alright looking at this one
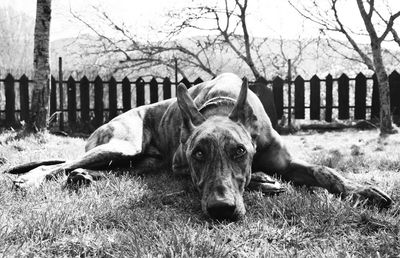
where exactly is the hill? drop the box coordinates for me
[50,34,400,81]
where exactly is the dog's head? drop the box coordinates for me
[174,79,257,221]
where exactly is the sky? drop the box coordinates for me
[1,0,400,44]
[0,0,317,40]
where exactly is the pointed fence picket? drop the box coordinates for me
[325,74,333,122]
[310,75,321,120]
[294,76,305,119]
[355,73,367,120]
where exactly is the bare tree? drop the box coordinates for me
[169,0,264,78]
[289,0,400,135]
[70,8,221,80]
[260,36,316,77]
[71,1,312,80]
[29,0,52,132]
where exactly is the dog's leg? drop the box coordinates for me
[11,105,161,189]
[282,159,392,207]
[247,172,286,194]
[65,153,166,188]
[253,131,393,208]
[13,139,143,189]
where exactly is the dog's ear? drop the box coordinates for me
[177,83,205,143]
[229,77,248,124]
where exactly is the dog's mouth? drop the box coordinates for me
[206,204,242,221]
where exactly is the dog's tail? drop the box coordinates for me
[5,160,66,174]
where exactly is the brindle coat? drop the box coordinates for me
[9,73,392,220]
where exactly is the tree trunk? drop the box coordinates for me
[29,0,52,132]
[371,42,395,135]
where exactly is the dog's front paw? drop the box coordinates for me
[352,186,393,209]
[66,169,94,187]
[247,172,286,194]
[13,176,41,189]
[12,166,48,189]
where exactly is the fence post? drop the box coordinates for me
[109,76,117,119]
[150,77,159,103]
[163,77,172,100]
[294,75,305,119]
[175,58,178,90]
[272,76,284,119]
[287,59,292,127]
[58,57,64,131]
[355,72,367,120]
[67,76,76,130]
[50,75,57,116]
[136,77,145,107]
[20,74,30,123]
[94,76,104,127]
[80,76,90,123]
[325,74,333,122]
[338,73,350,120]
[5,74,16,126]
[122,77,131,112]
[389,71,400,123]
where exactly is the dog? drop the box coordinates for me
[8,73,392,220]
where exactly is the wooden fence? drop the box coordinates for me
[0,71,399,132]
[271,71,400,122]
[0,74,203,131]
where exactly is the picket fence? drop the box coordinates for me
[0,71,399,132]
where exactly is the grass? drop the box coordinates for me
[0,129,399,257]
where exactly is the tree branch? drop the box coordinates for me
[332,0,374,69]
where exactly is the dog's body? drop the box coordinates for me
[84,73,277,175]
[11,73,392,220]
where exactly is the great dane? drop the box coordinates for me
[8,73,392,220]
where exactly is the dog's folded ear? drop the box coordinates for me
[177,83,205,143]
[229,77,248,124]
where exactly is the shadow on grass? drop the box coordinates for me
[79,170,207,226]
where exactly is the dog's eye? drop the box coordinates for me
[192,149,205,161]
[233,146,247,159]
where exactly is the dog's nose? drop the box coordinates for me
[207,201,237,221]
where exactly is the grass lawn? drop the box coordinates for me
[0,129,399,257]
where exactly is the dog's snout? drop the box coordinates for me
[207,201,237,221]
[215,185,226,196]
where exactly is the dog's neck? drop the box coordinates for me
[198,96,236,117]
